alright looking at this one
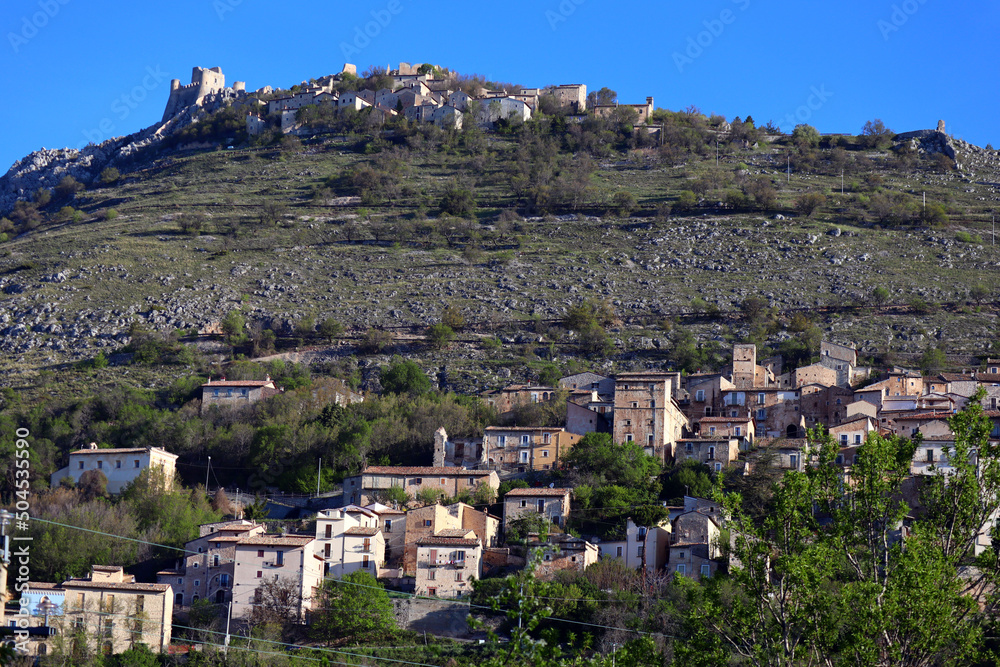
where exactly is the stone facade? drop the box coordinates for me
[232,534,323,623]
[342,467,500,506]
[200,378,281,414]
[484,427,582,473]
[612,372,689,461]
[402,503,499,576]
[414,536,482,598]
[502,488,572,530]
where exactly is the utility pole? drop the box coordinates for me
[716,140,719,167]
[993,214,995,247]
[787,155,790,183]
[316,458,322,497]
[223,601,232,656]
[0,510,12,605]
[205,456,211,491]
[841,169,844,195]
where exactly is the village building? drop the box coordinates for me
[342,467,500,506]
[670,510,723,582]
[231,534,323,623]
[314,505,385,577]
[502,487,573,531]
[612,372,689,461]
[156,520,264,607]
[414,534,482,598]
[596,518,671,573]
[529,534,599,580]
[50,444,178,494]
[401,502,499,576]
[484,427,582,473]
[200,377,281,413]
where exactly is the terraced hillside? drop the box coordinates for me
[2,111,1000,393]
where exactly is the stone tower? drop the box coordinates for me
[433,427,448,468]
[732,344,757,389]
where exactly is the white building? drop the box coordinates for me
[314,505,385,577]
[232,534,323,623]
[50,444,178,494]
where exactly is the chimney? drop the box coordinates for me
[89,442,98,450]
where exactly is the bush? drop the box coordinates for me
[440,182,476,217]
[795,192,826,217]
[318,318,344,341]
[99,167,121,185]
[441,305,466,331]
[380,358,431,395]
[177,212,204,235]
[612,190,637,217]
[54,175,84,200]
[360,328,393,354]
[102,208,119,221]
[426,323,455,349]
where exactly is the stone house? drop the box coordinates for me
[482,384,559,414]
[414,534,482,598]
[231,534,323,623]
[560,372,615,395]
[502,488,572,531]
[613,372,690,461]
[675,437,742,473]
[447,90,471,111]
[484,427,582,473]
[566,395,613,436]
[342,467,500,506]
[156,520,264,607]
[827,416,877,448]
[846,400,878,420]
[597,518,671,573]
[50,444,178,494]
[530,535,599,580]
[431,426,485,469]
[681,373,736,422]
[799,384,855,430]
[818,340,868,387]
[200,378,281,414]
[694,416,754,441]
[474,97,532,127]
[402,502,499,576]
[792,363,838,389]
[16,566,175,657]
[371,506,406,569]
[591,97,655,124]
[432,104,463,130]
[750,388,805,438]
[670,511,722,582]
[314,505,385,577]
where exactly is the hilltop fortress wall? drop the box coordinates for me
[162,67,246,122]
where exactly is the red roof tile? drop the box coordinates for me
[504,488,571,497]
[362,466,493,477]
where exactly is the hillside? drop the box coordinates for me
[2,70,1000,397]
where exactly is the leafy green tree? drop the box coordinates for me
[441,304,466,331]
[860,118,894,149]
[380,358,431,395]
[318,317,344,341]
[360,328,393,353]
[740,296,770,326]
[919,345,947,374]
[369,486,411,507]
[312,571,396,644]
[662,459,714,502]
[794,192,826,217]
[969,284,991,306]
[440,181,477,217]
[221,310,247,346]
[99,166,121,185]
[426,322,455,349]
[791,123,820,148]
[870,286,890,308]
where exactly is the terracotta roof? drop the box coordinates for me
[417,536,480,547]
[203,536,243,542]
[939,374,976,382]
[156,570,184,576]
[62,580,171,592]
[344,527,379,536]
[891,412,953,421]
[435,528,476,538]
[977,374,1000,382]
[698,416,751,424]
[485,426,565,432]
[238,535,314,547]
[27,582,62,589]
[69,447,163,455]
[92,565,123,572]
[202,380,275,388]
[361,466,493,477]
[504,487,571,497]
[374,508,405,515]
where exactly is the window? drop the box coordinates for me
[927,449,934,462]
[734,426,742,437]
[789,454,798,469]
[519,451,529,463]
[325,525,332,539]
[257,550,264,558]
[631,402,639,408]
[427,588,437,596]
[427,568,436,580]
[194,580,200,588]
[97,460,103,469]
[544,553,552,561]
[625,434,634,442]
[701,564,711,578]
[363,538,371,551]
[709,427,716,435]
[520,435,530,446]
[537,500,545,512]
[362,555,370,568]
[836,455,844,465]
[855,434,862,444]
[676,564,686,574]
[193,562,199,569]
[623,419,632,426]
[705,407,713,417]
[134,460,140,468]
[498,436,506,447]
[616,546,623,557]
[256,571,262,578]
[679,551,685,559]
[456,572,463,582]
[384,520,392,533]
[715,462,722,472]
[213,555,220,567]
[324,544,331,558]
[756,409,766,420]
[731,410,738,418]
[115,460,121,469]
[648,434,654,446]
[758,393,765,404]
[840,434,848,445]
[543,433,551,444]
[695,390,705,402]
[78,461,84,470]
[440,478,446,485]
[541,450,549,458]
[424,519,432,527]
[520,500,527,508]
[220,574,230,588]
[414,478,422,485]
[637,546,645,557]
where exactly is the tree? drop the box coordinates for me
[791,124,820,148]
[244,576,302,628]
[919,345,947,374]
[78,469,108,501]
[870,286,890,308]
[676,190,698,211]
[612,190,637,217]
[54,175,85,200]
[99,166,121,185]
[969,284,991,306]
[221,310,247,347]
[587,87,617,107]
[794,192,826,217]
[426,322,455,350]
[440,181,476,217]
[360,328,393,354]
[860,118,894,149]
[441,305,466,331]
[380,358,431,395]
[177,212,204,235]
[311,571,396,644]
[369,486,411,507]
[318,317,344,341]
[740,296,770,326]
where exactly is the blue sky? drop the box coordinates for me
[1,0,997,172]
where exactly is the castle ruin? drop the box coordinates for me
[161,67,246,122]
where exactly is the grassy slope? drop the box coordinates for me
[2,130,999,399]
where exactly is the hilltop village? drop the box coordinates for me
[159,63,654,136]
[9,333,1000,657]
